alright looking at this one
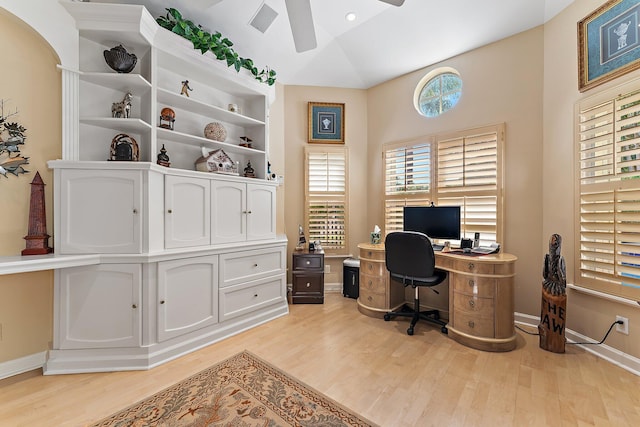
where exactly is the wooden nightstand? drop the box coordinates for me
[291,249,325,304]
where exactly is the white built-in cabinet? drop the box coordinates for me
[44,2,287,375]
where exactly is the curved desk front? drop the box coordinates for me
[357,243,518,352]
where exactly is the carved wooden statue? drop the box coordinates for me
[538,233,566,353]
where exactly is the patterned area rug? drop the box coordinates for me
[92,351,378,426]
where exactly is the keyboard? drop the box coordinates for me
[471,246,499,255]
[432,244,444,251]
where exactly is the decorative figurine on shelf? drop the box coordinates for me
[180,79,192,97]
[111,92,132,118]
[228,103,239,113]
[103,44,137,73]
[243,161,255,178]
[109,133,139,161]
[157,144,170,167]
[296,225,306,251]
[239,136,252,148]
[22,171,53,255]
[159,107,176,130]
[538,233,567,354]
[195,147,239,175]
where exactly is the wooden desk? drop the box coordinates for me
[357,243,518,352]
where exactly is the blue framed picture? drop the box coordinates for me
[579,0,640,92]
[308,102,344,143]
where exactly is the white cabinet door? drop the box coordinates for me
[157,255,218,342]
[57,264,141,349]
[59,169,142,254]
[211,180,246,243]
[165,175,211,249]
[246,183,276,241]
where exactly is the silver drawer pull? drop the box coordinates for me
[254,293,258,297]
[253,263,258,267]
[306,283,311,287]
[468,263,475,271]
[160,300,165,305]
[167,209,172,214]
[133,209,138,214]
[306,261,311,265]
[132,304,137,309]
[468,279,474,287]
[469,299,475,308]
[468,320,475,328]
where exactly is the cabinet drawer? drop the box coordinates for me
[219,276,285,322]
[360,273,387,294]
[292,273,323,294]
[359,290,388,309]
[452,275,496,298]
[453,292,494,315]
[293,254,323,271]
[453,311,494,338]
[219,247,285,287]
[451,259,495,275]
[360,260,386,277]
[359,248,385,261]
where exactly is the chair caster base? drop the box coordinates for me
[407,327,414,336]
[384,314,391,321]
[441,326,448,334]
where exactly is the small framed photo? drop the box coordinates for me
[308,102,344,143]
[578,0,640,92]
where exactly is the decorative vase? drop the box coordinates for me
[204,122,227,142]
[103,44,137,73]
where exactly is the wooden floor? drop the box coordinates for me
[1,293,639,426]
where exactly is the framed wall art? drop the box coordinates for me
[308,102,344,143]
[578,0,640,92]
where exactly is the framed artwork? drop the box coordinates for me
[578,0,640,92]
[308,102,344,143]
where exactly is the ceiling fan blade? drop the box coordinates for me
[379,0,405,6]
[284,0,317,53]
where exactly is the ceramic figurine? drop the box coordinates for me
[103,44,137,73]
[111,92,132,118]
[204,122,227,141]
[239,136,252,148]
[243,161,256,178]
[109,133,139,161]
[181,80,192,97]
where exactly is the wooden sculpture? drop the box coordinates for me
[22,171,53,255]
[538,233,566,353]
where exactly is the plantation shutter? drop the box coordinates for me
[577,84,640,300]
[383,141,433,233]
[436,128,502,245]
[305,147,348,253]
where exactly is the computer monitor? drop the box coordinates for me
[403,206,461,240]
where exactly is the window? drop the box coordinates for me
[414,67,462,118]
[384,124,504,246]
[576,79,640,301]
[305,146,348,253]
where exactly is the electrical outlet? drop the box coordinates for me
[324,265,330,274]
[616,315,629,335]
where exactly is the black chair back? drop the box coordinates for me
[385,231,436,280]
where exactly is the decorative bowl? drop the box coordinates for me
[103,45,137,73]
[204,122,227,142]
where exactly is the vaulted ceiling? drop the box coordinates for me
[106,0,575,89]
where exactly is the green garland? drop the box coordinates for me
[156,8,276,86]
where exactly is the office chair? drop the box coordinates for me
[383,231,448,335]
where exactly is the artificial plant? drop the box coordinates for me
[156,8,277,86]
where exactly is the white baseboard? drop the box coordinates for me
[515,312,640,377]
[324,282,342,293]
[0,351,46,380]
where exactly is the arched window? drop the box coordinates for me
[414,67,462,118]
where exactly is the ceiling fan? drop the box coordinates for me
[285,0,405,53]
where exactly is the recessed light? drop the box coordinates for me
[345,12,356,22]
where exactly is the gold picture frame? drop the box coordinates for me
[308,102,345,143]
[578,0,640,92]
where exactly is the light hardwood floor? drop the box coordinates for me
[1,293,639,426]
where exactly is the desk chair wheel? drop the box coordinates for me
[383,314,391,321]
[441,326,448,334]
[407,327,414,336]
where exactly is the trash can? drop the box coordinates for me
[343,258,360,299]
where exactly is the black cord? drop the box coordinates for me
[567,320,621,345]
[516,320,622,345]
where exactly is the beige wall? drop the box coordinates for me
[283,86,369,283]
[0,9,61,362]
[543,0,640,357]
[367,27,545,316]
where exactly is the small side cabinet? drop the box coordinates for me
[291,250,324,304]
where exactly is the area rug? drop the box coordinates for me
[92,350,378,427]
